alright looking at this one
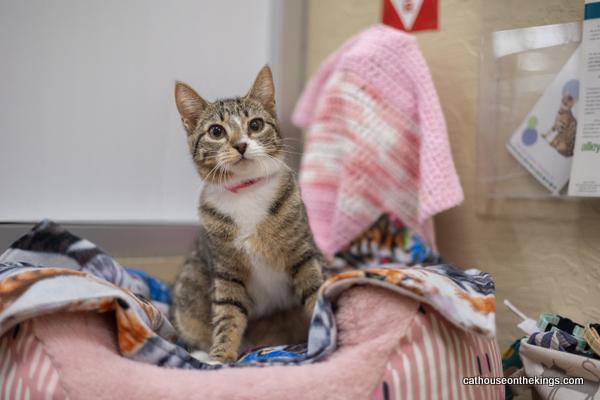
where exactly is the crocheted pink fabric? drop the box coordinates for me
[293,24,463,256]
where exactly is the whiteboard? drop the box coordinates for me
[0,0,275,222]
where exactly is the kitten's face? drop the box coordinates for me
[174,65,283,184]
[561,95,575,110]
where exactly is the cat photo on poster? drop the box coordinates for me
[507,47,581,195]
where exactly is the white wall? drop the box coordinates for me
[0,0,273,222]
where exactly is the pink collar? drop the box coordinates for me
[225,177,264,193]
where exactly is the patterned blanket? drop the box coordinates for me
[0,220,496,369]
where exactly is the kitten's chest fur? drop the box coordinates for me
[203,174,298,317]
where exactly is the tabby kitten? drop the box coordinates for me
[171,65,326,363]
[543,94,577,157]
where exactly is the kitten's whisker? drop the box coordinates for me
[220,166,229,186]
[280,144,301,151]
[205,167,220,184]
[280,137,304,143]
[263,153,292,173]
[275,150,303,156]
[261,140,300,151]
[262,145,302,157]
[215,166,223,186]
[257,157,268,184]
[205,159,227,184]
[205,163,220,182]
[281,143,296,149]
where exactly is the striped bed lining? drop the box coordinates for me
[0,320,67,400]
[373,306,504,400]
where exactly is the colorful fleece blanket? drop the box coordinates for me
[0,220,496,369]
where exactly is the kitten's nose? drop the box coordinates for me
[233,142,247,155]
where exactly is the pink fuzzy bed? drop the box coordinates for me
[2,286,503,400]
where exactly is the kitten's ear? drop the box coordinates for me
[247,65,276,116]
[175,81,208,134]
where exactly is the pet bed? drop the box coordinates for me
[0,221,503,399]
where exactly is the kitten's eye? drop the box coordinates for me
[248,118,264,133]
[208,124,226,139]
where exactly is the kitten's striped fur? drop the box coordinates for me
[171,66,326,363]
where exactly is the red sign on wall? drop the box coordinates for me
[381,0,439,32]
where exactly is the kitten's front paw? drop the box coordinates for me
[209,347,239,364]
[190,350,211,362]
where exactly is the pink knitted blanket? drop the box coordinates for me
[293,24,463,256]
